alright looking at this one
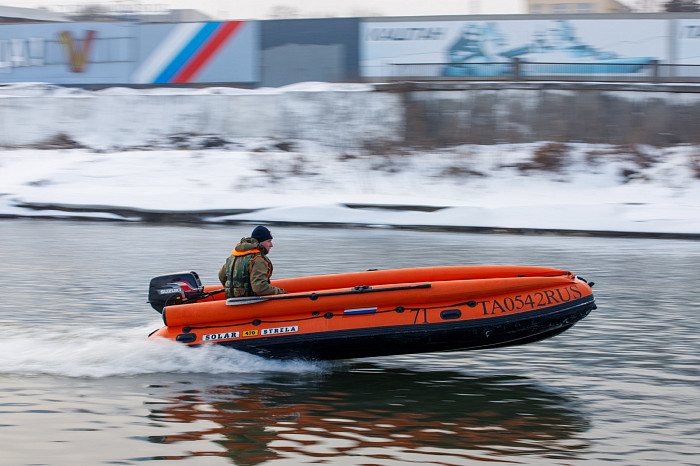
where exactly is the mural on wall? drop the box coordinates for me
[0,21,259,85]
[132,21,259,85]
[0,17,692,85]
[57,30,97,73]
[0,22,132,84]
[444,20,658,76]
[677,20,700,64]
[361,19,667,78]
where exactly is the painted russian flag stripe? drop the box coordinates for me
[172,21,243,83]
[131,23,202,84]
[343,307,378,315]
[154,22,221,83]
[132,22,243,84]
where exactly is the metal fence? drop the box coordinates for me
[390,59,700,83]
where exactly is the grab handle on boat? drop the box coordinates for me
[181,288,225,305]
[225,283,431,306]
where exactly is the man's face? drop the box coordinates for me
[261,239,273,251]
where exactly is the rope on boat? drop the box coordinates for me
[181,299,481,333]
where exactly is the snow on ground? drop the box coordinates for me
[1,82,698,236]
[1,137,698,236]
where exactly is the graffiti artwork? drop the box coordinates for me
[361,19,667,78]
[57,30,96,73]
[132,21,258,84]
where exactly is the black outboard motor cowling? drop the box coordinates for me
[148,271,204,313]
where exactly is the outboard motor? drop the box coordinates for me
[148,271,204,313]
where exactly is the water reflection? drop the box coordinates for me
[145,364,590,464]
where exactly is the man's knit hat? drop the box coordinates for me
[251,226,273,243]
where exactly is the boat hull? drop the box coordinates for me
[148,266,596,360]
[200,296,594,360]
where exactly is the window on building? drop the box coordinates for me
[531,4,543,13]
[553,4,569,13]
[577,2,593,12]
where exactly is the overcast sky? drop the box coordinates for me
[5,0,652,20]
[7,0,529,19]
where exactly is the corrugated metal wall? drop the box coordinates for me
[260,18,359,87]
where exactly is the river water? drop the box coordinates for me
[1,220,699,465]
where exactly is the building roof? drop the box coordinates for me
[0,5,70,22]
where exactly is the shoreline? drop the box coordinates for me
[2,143,698,241]
[4,203,699,241]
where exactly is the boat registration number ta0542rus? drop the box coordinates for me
[202,326,299,341]
[477,284,584,316]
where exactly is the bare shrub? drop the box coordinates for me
[584,149,607,167]
[167,133,196,149]
[362,139,403,156]
[585,144,659,171]
[370,153,406,174]
[361,140,410,174]
[290,154,318,177]
[606,144,657,168]
[441,149,484,178]
[441,166,484,178]
[619,167,647,182]
[337,152,359,162]
[253,166,282,183]
[200,136,229,148]
[274,141,295,152]
[519,142,569,173]
[33,133,85,150]
[690,150,700,180]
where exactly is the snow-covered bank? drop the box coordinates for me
[0,82,400,149]
[2,138,699,237]
[1,82,698,237]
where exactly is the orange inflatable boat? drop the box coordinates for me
[147,266,596,360]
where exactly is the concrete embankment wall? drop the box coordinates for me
[387,82,700,148]
[1,82,699,149]
[0,86,402,150]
